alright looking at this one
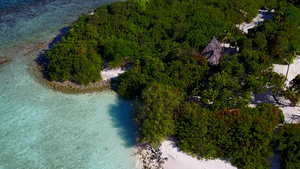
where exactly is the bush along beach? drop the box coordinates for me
[43,0,300,168]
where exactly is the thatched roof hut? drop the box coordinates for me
[201,36,222,65]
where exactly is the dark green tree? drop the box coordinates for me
[176,103,284,168]
[276,123,300,169]
[133,82,182,146]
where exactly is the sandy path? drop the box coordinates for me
[238,10,273,33]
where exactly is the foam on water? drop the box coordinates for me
[0,0,139,168]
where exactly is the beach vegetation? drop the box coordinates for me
[176,103,284,168]
[132,82,182,146]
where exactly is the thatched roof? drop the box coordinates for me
[201,36,222,65]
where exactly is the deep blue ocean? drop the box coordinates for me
[0,0,118,51]
[0,0,139,168]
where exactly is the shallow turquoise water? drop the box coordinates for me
[0,0,138,168]
[0,57,138,169]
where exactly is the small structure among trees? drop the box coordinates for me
[201,36,223,65]
[201,36,239,65]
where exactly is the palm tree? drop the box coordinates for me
[221,30,237,45]
[286,46,299,78]
[238,9,247,30]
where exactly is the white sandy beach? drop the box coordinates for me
[101,67,126,81]
[160,140,237,169]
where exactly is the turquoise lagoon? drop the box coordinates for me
[0,0,138,168]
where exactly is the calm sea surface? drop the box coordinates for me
[0,0,138,168]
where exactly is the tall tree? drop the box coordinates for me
[286,46,299,78]
[133,82,182,146]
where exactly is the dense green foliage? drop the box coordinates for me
[46,41,103,84]
[45,0,300,168]
[275,123,300,169]
[176,103,284,168]
[132,82,182,145]
[46,0,266,84]
[118,55,208,99]
[45,0,300,85]
[248,2,300,63]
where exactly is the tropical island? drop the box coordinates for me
[37,0,300,168]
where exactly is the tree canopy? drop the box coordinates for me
[132,82,182,145]
[44,0,300,168]
[176,103,284,168]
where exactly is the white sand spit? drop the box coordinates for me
[101,68,126,81]
[160,140,237,169]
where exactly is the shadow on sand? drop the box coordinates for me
[251,90,291,107]
[107,96,137,148]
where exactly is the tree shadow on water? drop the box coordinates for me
[107,96,137,148]
[48,27,69,49]
[35,27,69,80]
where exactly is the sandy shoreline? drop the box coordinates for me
[30,61,128,94]
[15,35,127,94]
[160,140,237,169]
